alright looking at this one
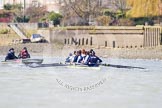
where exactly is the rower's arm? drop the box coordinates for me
[97,57,102,63]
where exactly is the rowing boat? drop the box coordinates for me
[65,63,101,70]
[1,58,43,65]
[28,62,100,70]
[22,58,43,65]
[67,65,101,70]
[1,59,22,64]
[28,63,67,68]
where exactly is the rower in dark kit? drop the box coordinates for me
[87,51,102,66]
[5,48,18,61]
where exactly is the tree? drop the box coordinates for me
[15,16,29,22]
[12,4,25,22]
[96,15,111,26]
[112,0,128,18]
[3,4,12,10]
[25,5,47,22]
[48,12,62,26]
[61,0,102,25]
[126,0,160,18]
[2,3,24,22]
[112,0,128,12]
[102,0,128,26]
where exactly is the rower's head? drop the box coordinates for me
[74,51,77,55]
[81,49,86,54]
[90,49,93,53]
[77,50,81,55]
[23,47,27,51]
[9,48,14,52]
[69,53,72,56]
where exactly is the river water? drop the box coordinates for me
[0,56,162,108]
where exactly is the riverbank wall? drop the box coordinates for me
[38,26,161,48]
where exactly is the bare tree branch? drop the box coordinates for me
[60,0,102,25]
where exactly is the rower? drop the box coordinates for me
[81,49,86,58]
[76,50,83,63]
[82,51,90,65]
[18,47,30,59]
[65,53,73,63]
[5,48,18,61]
[72,51,78,63]
[89,49,94,54]
[87,51,102,66]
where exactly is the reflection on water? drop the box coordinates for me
[0,56,162,108]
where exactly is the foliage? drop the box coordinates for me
[12,4,22,10]
[104,10,126,19]
[104,10,116,19]
[104,9,128,26]
[0,29,9,34]
[101,0,161,25]
[126,0,160,18]
[2,3,23,22]
[3,4,12,10]
[4,3,22,10]
[116,10,126,18]
[15,16,30,23]
[96,16,111,26]
[112,0,128,18]
[40,17,47,22]
[48,12,62,26]
[118,18,135,26]
[132,17,154,25]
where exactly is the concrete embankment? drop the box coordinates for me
[0,43,162,60]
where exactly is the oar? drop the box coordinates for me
[1,61,6,63]
[101,63,110,66]
[101,63,145,69]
